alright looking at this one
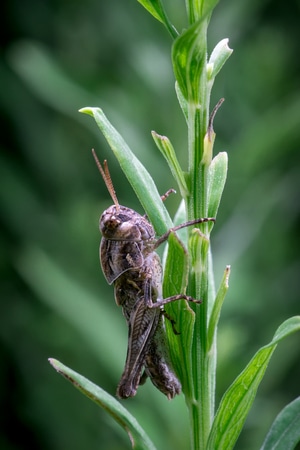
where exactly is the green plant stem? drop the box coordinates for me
[185,19,216,448]
[191,248,214,449]
[187,0,203,24]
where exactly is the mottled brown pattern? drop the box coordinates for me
[100,204,182,399]
[99,201,214,399]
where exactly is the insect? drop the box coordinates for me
[92,149,215,399]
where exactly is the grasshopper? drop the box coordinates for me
[93,150,215,399]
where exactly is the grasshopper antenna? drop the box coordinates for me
[92,149,120,210]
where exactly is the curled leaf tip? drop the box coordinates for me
[207,39,233,80]
[208,98,225,136]
[152,130,167,140]
[48,357,57,368]
[79,107,98,116]
[225,265,231,287]
[48,358,65,376]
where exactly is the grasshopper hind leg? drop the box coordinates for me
[143,318,182,399]
[144,342,181,399]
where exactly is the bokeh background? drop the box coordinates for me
[1,0,300,449]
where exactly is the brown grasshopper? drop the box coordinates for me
[92,150,215,399]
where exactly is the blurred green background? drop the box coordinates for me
[1,0,300,449]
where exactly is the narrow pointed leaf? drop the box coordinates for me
[207,265,230,351]
[260,396,300,450]
[49,359,156,450]
[136,0,177,38]
[207,316,300,450]
[207,38,233,81]
[186,0,220,24]
[80,107,172,235]
[163,232,195,393]
[175,81,188,122]
[172,19,206,101]
[152,131,188,198]
[207,151,228,218]
[189,227,210,274]
[137,0,166,22]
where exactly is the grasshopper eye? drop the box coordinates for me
[118,213,132,222]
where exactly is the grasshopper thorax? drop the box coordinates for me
[100,205,155,242]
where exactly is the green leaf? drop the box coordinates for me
[207,38,233,82]
[186,0,220,24]
[49,359,156,450]
[207,316,300,450]
[207,265,230,351]
[189,227,210,275]
[260,396,300,450]
[151,131,189,198]
[175,81,188,122]
[136,0,178,38]
[172,19,207,102]
[163,232,195,394]
[207,151,228,218]
[79,107,172,235]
